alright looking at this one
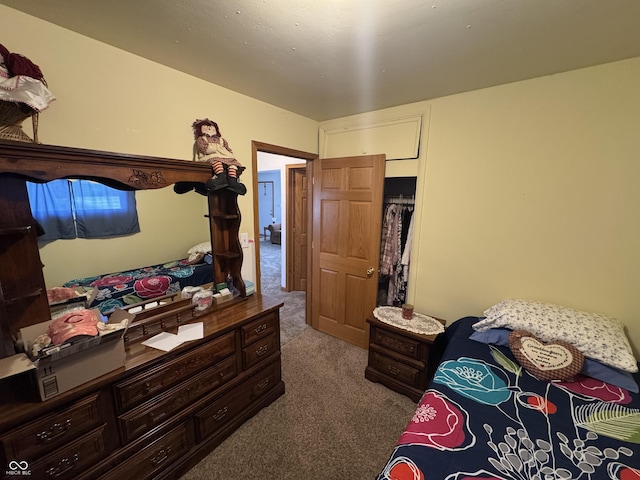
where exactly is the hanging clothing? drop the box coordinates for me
[388,208,404,305]
[379,201,414,306]
[401,211,415,278]
[379,204,399,276]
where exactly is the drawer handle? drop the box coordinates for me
[46,453,79,478]
[387,365,400,376]
[213,406,228,421]
[151,447,172,467]
[256,345,269,356]
[254,324,268,334]
[257,378,270,390]
[37,419,73,443]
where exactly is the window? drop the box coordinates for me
[27,179,140,242]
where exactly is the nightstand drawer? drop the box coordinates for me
[369,350,421,388]
[370,325,421,360]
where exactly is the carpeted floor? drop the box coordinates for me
[180,326,417,480]
[258,238,309,345]
[179,239,417,479]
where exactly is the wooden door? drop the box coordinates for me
[310,154,385,348]
[287,165,307,291]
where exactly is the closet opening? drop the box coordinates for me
[378,176,416,307]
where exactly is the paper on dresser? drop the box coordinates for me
[177,322,204,341]
[142,331,184,352]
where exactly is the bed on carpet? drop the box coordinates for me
[57,244,214,315]
[377,299,640,480]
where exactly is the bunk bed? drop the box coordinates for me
[377,300,640,480]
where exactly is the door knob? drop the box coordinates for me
[366,267,375,277]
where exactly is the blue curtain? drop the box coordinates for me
[71,180,140,238]
[27,180,75,241]
[27,179,140,241]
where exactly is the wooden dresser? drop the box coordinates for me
[0,294,284,480]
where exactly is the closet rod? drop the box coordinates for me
[384,195,415,205]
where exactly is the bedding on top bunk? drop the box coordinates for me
[62,257,214,315]
[377,314,640,480]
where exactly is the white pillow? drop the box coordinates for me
[187,241,211,254]
[473,299,638,373]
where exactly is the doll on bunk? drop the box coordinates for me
[192,118,246,195]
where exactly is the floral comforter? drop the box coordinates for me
[378,317,640,480]
[63,258,213,315]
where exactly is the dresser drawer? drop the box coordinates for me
[118,356,236,444]
[371,325,421,360]
[195,382,252,442]
[241,312,278,346]
[245,357,281,402]
[114,331,236,412]
[242,333,277,369]
[0,393,103,462]
[101,422,192,480]
[369,350,421,388]
[28,425,107,480]
[195,358,281,442]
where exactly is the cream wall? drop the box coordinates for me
[320,57,640,358]
[0,6,318,287]
[414,57,640,357]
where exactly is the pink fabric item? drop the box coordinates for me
[46,287,80,304]
[48,309,99,345]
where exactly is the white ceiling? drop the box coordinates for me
[3,0,640,121]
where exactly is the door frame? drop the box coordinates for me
[286,164,307,292]
[251,141,317,310]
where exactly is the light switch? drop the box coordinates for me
[240,232,249,247]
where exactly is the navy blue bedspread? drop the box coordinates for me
[377,317,640,480]
[63,258,214,315]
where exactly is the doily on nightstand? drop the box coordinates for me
[373,306,445,336]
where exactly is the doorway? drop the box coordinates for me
[251,142,317,345]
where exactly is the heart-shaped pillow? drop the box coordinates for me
[509,330,584,382]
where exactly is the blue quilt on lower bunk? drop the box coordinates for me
[377,317,640,480]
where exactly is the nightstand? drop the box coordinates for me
[365,314,446,402]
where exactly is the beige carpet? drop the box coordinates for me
[180,327,417,480]
[258,239,307,346]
